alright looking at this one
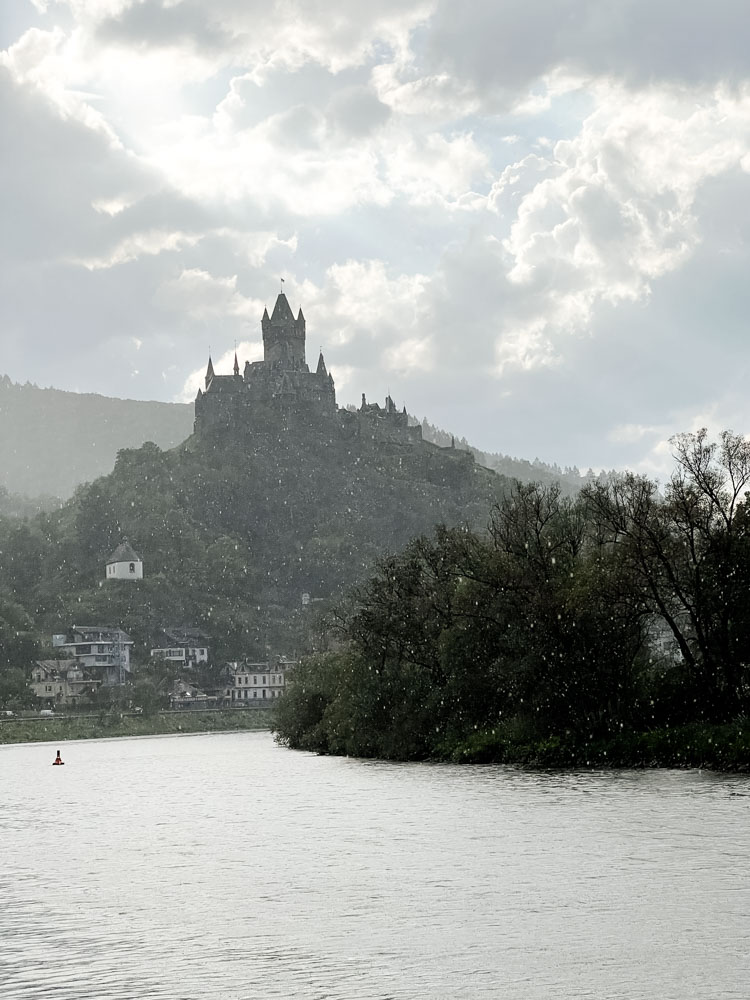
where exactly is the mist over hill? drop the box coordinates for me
[0,376,593,501]
[0,376,193,499]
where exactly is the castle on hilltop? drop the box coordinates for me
[194,291,422,445]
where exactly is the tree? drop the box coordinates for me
[583,429,750,718]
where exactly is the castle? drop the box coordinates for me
[194,291,423,445]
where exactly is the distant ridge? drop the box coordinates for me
[0,376,193,498]
[0,376,598,501]
[413,417,596,496]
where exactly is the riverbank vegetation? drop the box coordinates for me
[275,430,750,770]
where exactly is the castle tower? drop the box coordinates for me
[262,293,306,369]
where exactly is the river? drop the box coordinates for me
[1,732,748,998]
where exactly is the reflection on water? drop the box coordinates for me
[1,732,749,999]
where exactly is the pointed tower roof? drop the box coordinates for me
[270,292,295,324]
[205,355,214,389]
[316,351,327,376]
[233,351,240,376]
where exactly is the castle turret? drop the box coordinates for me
[316,351,328,376]
[263,292,306,369]
[233,351,240,376]
[205,355,214,390]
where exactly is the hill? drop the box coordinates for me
[0,413,507,660]
[0,377,594,501]
[0,376,193,498]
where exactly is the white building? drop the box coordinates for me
[105,541,143,581]
[150,628,210,667]
[227,661,290,704]
[31,660,101,706]
[52,626,133,685]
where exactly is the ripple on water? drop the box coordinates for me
[1,733,750,999]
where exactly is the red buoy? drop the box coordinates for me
[53,750,64,766]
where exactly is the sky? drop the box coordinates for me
[3,1,750,478]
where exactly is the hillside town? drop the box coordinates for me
[23,541,296,715]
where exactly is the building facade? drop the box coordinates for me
[52,626,133,685]
[150,628,210,667]
[31,660,101,707]
[226,661,291,704]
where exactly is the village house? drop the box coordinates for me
[226,660,293,704]
[31,660,100,707]
[150,627,210,667]
[52,626,133,686]
[169,679,219,710]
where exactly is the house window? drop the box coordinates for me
[253,676,257,684]
[129,562,135,573]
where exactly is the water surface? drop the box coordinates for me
[1,732,748,998]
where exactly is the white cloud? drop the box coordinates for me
[6,0,750,479]
[384,336,433,373]
[73,229,202,269]
[179,338,263,402]
[156,269,263,322]
[488,83,750,372]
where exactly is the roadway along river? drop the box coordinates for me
[1,731,749,999]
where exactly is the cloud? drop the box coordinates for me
[425,0,750,110]
[92,0,434,75]
[180,339,263,402]
[155,269,262,322]
[487,83,750,373]
[6,0,750,483]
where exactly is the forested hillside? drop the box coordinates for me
[0,376,193,497]
[0,420,507,663]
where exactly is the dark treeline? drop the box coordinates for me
[275,430,750,765]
